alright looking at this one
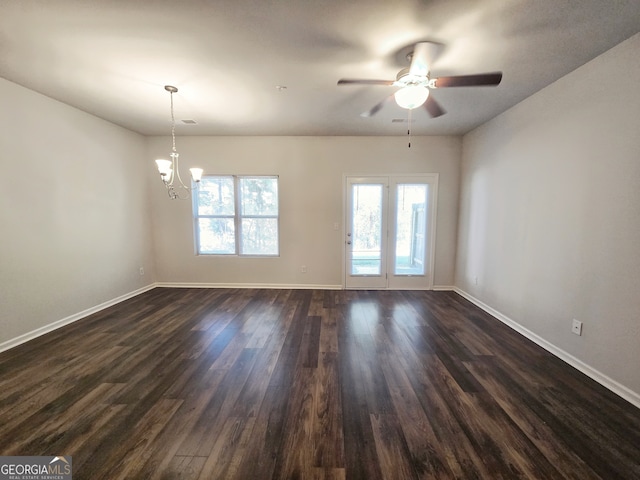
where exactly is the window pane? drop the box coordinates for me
[194,175,279,256]
[351,184,382,275]
[240,218,279,255]
[197,177,235,216]
[240,177,278,216]
[394,184,427,275]
[198,218,236,254]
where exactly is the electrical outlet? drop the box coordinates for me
[301,265,307,273]
[571,319,583,336]
[139,267,145,276]
[474,276,478,285]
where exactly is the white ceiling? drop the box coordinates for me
[2,0,639,136]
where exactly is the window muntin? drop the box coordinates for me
[194,175,279,256]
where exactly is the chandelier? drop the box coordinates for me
[155,85,203,199]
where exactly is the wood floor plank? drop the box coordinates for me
[133,368,227,478]
[312,467,346,480]
[0,287,639,479]
[465,357,601,479]
[319,308,340,354]
[229,384,289,479]
[338,333,385,480]
[231,309,294,418]
[197,416,256,479]
[378,347,456,479]
[369,412,419,479]
[113,398,185,480]
[383,326,493,478]
[536,386,640,478]
[312,352,345,469]
[76,397,183,479]
[301,316,322,368]
[59,404,130,462]
[155,455,207,480]
[272,365,317,479]
[176,348,259,458]
[3,382,125,455]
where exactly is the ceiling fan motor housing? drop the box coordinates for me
[395,68,432,88]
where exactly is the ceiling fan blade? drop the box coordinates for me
[409,42,442,76]
[434,72,503,88]
[361,95,393,117]
[424,95,446,118]
[338,79,395,86]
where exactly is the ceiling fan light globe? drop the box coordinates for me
[394,86,429,109]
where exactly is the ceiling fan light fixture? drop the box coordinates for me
[394,85,429,109]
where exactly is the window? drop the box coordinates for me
[193,175,279,256]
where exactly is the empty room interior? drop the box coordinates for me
[1,1,639,479]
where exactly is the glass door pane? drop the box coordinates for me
[345,177,388,289]
[394,184,428,275]
[351,184,383,275]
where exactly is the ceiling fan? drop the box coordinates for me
[337,41,502,118]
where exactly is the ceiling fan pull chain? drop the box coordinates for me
[408,108,412,148]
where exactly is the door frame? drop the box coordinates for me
[342,173,439,290]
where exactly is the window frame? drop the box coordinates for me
[193,174,280,257]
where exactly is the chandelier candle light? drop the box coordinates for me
[155,85,203,199]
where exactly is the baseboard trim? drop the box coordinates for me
[0,284,156,354]
[432,285,455,291]
[155,283,456,291]
[154,282,343,290]
[453,287,640,409]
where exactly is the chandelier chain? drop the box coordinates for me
[170,90,177,153]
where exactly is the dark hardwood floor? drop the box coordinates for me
[0,288,638,479]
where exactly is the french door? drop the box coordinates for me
[344,175,438,290]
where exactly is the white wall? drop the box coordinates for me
[456,33,640,400]
[147,135,461,288]
[0,78,154,348]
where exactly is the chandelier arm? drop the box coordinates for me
[171,152,190,190]
[169,183,190,200]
